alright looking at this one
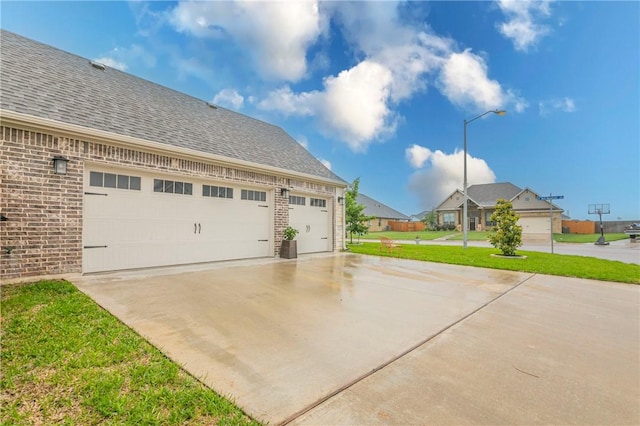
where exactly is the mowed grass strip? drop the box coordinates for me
[358,231,630,243]
[348,243,640,284]
[358,231,455,240]
[1,280,259,426]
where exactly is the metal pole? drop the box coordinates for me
[461,109,505,250]
[463,120,468,249]
[550,193,554,254]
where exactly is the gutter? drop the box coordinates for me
[1,109,347,188]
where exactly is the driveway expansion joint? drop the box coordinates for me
[281,273,538,425]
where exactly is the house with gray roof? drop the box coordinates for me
[357,193,410,232]
[435,182,564,238]
[0,30,346,280]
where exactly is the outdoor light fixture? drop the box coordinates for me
[280,188,290,198]
[338,196,344,205]
[463,109,506,249]
[52,156,69,175]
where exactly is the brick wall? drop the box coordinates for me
[1,124,342,281]
[1,128,84,280]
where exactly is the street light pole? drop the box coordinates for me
[463,109,506,249]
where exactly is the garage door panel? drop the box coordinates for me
[84,169,272,273]
[289,197,332,254]
[518,216,550,234]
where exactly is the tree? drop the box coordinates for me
[488,199,523,256]
[345,178,375,244]
[421,209,438,230]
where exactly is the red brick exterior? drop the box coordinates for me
[0,124,343,281]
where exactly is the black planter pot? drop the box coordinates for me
[281,240,297,259]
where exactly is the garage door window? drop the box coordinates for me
[154,179,193,195]
[241,189,266,202]
[90,171,141,190]
[310,198,326,208]
[289,195,305,205]
[203,185,233,199]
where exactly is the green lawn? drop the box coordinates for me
[1,280,258,426]
[357,231,630,243]
[554,233,629,243]
[347,243,640,284]
[358,231,456,241]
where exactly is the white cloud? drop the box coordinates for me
[406,144,432,169]
[169,1,324,81]
[496,0,552,52]
[94,44,157,73]
[539,97,576,116]
[437,49,504,111]
[297,135,309,149]
[93,57,128,72]
[212,88,244,110]
[164,1,526,152]
[407,146,496,210]
[260,60,396,152]
[258,86,318,117]
[320,159,332,170]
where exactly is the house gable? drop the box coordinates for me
[436,190,465,210]
[511,188,563,212]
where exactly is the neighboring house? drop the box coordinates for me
[410,211,429,222]
[435,183,564,237]
[357,193,410,232]
[0,30,346,281]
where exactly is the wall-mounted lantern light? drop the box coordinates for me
[52,156,69,175]
[338,196,344,205]
[280,188,290,198]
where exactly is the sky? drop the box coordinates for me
[2,1,639,220]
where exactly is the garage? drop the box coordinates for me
[1,31,346,282]
[83,167,272,273]
[288,194,333,254]
[518,216,550,234]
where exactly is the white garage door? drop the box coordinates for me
[83,168,272,273]
[288,194,332,254]
[518,216,550,234]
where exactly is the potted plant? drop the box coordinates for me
[281,226,299,259]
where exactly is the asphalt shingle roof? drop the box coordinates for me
[0,30,343,183]
[357,193,409,220]
[466,182,522,207]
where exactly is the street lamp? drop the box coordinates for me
[463,109,506,249]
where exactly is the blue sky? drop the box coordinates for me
[2,1,638,220]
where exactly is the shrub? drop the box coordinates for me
[488,199,522,256]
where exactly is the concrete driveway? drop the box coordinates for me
[74,253,639,425]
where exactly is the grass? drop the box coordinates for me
[358,231,456,241]
[1,280,258,426]
[347,243,640,284]
[554,233,629,243]
[357,231,631,243]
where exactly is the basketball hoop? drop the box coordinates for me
[588,204,610,245]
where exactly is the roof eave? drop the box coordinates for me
[1,109,346,188]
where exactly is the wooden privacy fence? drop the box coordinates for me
[561,220,596,234]
[388,221,425,232]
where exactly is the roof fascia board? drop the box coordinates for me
[1,109,346,188]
